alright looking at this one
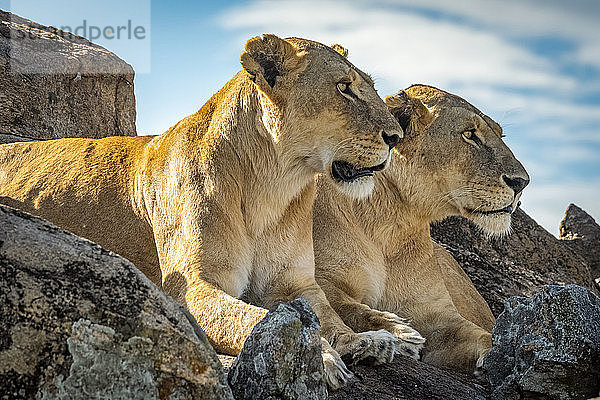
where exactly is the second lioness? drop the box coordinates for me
[314,85,529,373]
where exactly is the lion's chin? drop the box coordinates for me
[468,212,512,238]
[331,175,375,200]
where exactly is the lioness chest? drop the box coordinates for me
[358,249,437,316]
[238,184,317,308]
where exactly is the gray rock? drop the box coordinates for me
[0,204,233,400]
[484,284,600,400]
[0,9,136,143]
[328,355,489,400]
[560,203,600,286]
[0,133,33,144]
[228,299,327,400]
[431,209,597,316]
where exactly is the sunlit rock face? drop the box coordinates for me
[0,204,233,400]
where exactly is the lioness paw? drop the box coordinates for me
[321,337,354,390]
[335,330,398,366]
[387,322,426,360]
[359,329,398,365]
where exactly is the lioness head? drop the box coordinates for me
[385,85,529,235]
[241,35,403,198]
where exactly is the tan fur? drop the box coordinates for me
[313,84,529,373]
[0,35,404,388]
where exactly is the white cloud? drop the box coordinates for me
[453,84,600,141]
[219,0,576,92]
[381,0,600,71]
[218,0,600,235]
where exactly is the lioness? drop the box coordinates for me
[0,35,411,387]
[313,84,529,373]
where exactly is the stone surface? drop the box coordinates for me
[431,209,597,316]
[0,9,136,143]
[328,355,489,400]
[228,298,327,400]
[484,284,600,400]
[560,203,600,285]
[0,204,233,400]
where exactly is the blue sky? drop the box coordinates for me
[4,0,600,235]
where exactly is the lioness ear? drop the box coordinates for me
[241,34,306,94]
[385,91,434,134]
[331,44,348,58]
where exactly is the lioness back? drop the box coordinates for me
[0,136,161,281]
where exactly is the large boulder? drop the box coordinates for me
[328,355,489,400]
[0,9,136,143]
[559,203,600,286]
[228,298,327,400]
[431,209,597,316]
[0,204,233,400]
[484,284,600,400]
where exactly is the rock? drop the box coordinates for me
[0,204,233,400]
[560,203,600,285]
[0,10,136,143]
[431,209,597,316]
[227,298,327,400]
[328,355,489,400]
[0,133,33,144]
[484,284,600,400]
[226,301,489,400]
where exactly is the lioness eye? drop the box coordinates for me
[337,82,349,92]
[462,129,482,146]
[337,81,357,100]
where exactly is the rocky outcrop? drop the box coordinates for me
[0,9,136,143]
[560,203,600,286]
[484,284,600,400]
[328,355,489,400]
[0,204,233,400]
[431,209,597,316]
[2,188,598,400]
[228,299,327,400]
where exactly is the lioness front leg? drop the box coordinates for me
[275,274,401,380]
[321,282,425,360]
[416,310,492,375]
[148,195,271,356]
[158,243,269,354]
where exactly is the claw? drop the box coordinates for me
[379,311,410,325]
[402,333,427,344]
[474,348,489,378]
[322,337,355,390]
[388,323,426,360]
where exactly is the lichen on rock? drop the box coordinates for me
[0,204,233,400]
[228,298,327,400]
[484,284,600,400]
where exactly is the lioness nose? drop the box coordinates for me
[381,130,401,149]
[502,175,529,194]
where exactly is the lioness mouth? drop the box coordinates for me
[331,160,386,183]
[475,201,521,215]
